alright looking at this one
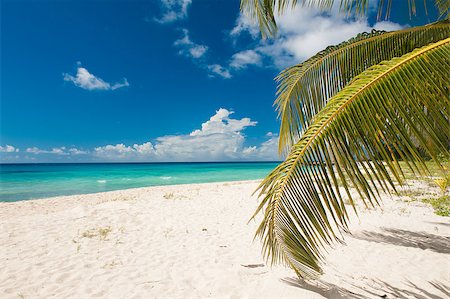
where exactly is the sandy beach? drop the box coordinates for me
[1,180,449,299]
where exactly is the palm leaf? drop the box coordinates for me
[276,21,450,153]
[254,38,450,278]
[436,0,450,18]
[240,0,449,38]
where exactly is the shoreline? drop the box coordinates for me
[1,180,449,298]
[0,179,263,206]
[0,162,279,203]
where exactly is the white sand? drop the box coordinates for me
[1,180,449,299]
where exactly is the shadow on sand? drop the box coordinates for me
[281,227,449,298]
[282,277,450,299]
[425,221,450,227]
[281,277,365,298]
[351,228,450,254]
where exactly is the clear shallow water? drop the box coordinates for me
[0,162,279,202]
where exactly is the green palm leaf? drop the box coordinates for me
[254,38,450,278]
[436,0,450,17]
[240,0,450,38]
[276,21,450,153]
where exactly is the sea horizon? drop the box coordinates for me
[0,161,280,202]
[0,161,282,165]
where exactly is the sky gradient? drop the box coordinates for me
[0,0,439,162]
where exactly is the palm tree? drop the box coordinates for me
[241,0,450,278]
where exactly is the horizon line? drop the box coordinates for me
[0,161,283,165]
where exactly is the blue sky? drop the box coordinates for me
[0,0,438,162]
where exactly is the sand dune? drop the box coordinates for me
[1,180,449,298]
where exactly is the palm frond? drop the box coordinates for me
[435,0,450,18]
[276,21,450,153]
[254,38,450,278]
[240,0,447,38]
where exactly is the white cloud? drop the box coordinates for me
[157,1,403,80]
[132,142,155,154]
[174,29,236,79]
[93,108,279,162]
[26,146,85,156]
[111,79,130,90]
[25,147,44,154]
[14,109,280,162]
[174,29,208,59]
[230,13,260,39]
[373,21,406,31]
[151,109,257,161]
[231,6,404,68]
[230,50,262,69]
[50,147,68,155]
[207,64,232,79]
[153,133,246,161]
[189,45,208,58]
[68,148,88,155]
[190,108,256,136]
[0,145,19,153]
[244,134,279,161]
[177,4,403,79]
[63,65,129,91]
[94,142,155,160]
[174,30,234,79]
[155,0,192,24]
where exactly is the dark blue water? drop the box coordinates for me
[0,162,279,202]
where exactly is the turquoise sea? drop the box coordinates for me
[0,162,279,202]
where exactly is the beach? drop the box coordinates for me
[1,180,449,299]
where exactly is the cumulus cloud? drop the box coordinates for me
[63,64,129,91]
[94,142,155,160]
[152,109,257,160]
[231,5,404,68]
[174,29,208,59]
[0,145,19,153]
[190,108,256,136]
[242,134,279,161]
[155,0,192,24]
[94,108,257,161]
[154,133,245,161]
[206,49,263,77]
[230,50,262,70]
[93,108,279,162]
[230,13,260,39]
[11,109,280,162]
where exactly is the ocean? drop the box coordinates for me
[0,162,279,202]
